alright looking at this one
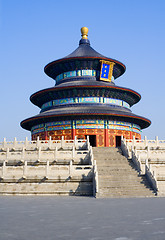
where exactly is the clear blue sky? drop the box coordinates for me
[0,0,165,141]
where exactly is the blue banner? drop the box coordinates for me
[100,60,115,82]
[100,63,110,80]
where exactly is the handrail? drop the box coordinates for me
[145,161,158,193]
[85,138,98,197]
[121,136,158,194]
[131,148,142,174]
[93,160,99,197]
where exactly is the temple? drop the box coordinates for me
[21,27,151,147]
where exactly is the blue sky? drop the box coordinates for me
[0,0,165,141]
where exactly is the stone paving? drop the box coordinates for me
[0,196,165,240]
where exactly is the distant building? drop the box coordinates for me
[21,27,151,147]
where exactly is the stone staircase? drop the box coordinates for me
[93,147,156,198]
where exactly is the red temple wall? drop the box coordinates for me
[32,128,141,147]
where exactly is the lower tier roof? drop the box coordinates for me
[21,105,151,131]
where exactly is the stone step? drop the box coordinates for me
[96,163,131,167]
[98,172,138,176]
[93,148,122,152]
[93,147,118,150]
[97,161,132,165]
[97,192,155,198]
[96,162,129,166]
[95,158,126,161]
[98,169,138,173]
[99,186,153,191]
[98,190,155,197]
[98,171,138,175]
[99,190,155,197]
[97,163,138,169]
[97,166,135,170]
[97,163,136,168]
[98,169,139,174]
[98,173,141,178]
[98,185,155,192]
[94,158,126,161]
[98,181,151,187]
[99,175,151,182]
[0,181,93,195]
[98,173,140,178]
[94,156,123,158]
[93,151,123,154]
[93,151,124,155]
[98,175,143,181]
[94,158,128,164]
[97,163,135,166]
[98,178,151,185]
[95,158,128,161]
[99,183,153,189]
[97,166,137,170]
[0,190,93,196]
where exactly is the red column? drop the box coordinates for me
[72,120,76,140]
[45,131,48,140]
[130,130,133,140]
[72,129,76,140]
[105,129,109,147]
[104,120,109,148]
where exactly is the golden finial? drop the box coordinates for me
[81,27,88,39]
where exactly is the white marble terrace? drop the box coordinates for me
[0,136,98,196]
[1,135,165,196]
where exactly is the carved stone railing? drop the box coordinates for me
[121,136,159,194]
[121,136,130,158]
[0,136,88,151]
[131,149,142,174]
[93,160,98,197]
[0,148,91,164]
[86,136,98,196]
[145,160,158,193]
[121,137,142,173]
[0,161,93,181]
[125,136,165,150]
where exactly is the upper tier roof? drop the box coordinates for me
[64,39,110,58]
[30,83,141,108]
[44,28,126,80]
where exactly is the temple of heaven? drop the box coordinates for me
[21,27,151,147]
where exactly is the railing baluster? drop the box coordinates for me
[45,160,49,179]
[23,160,27,179]
[2,160,6,179]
